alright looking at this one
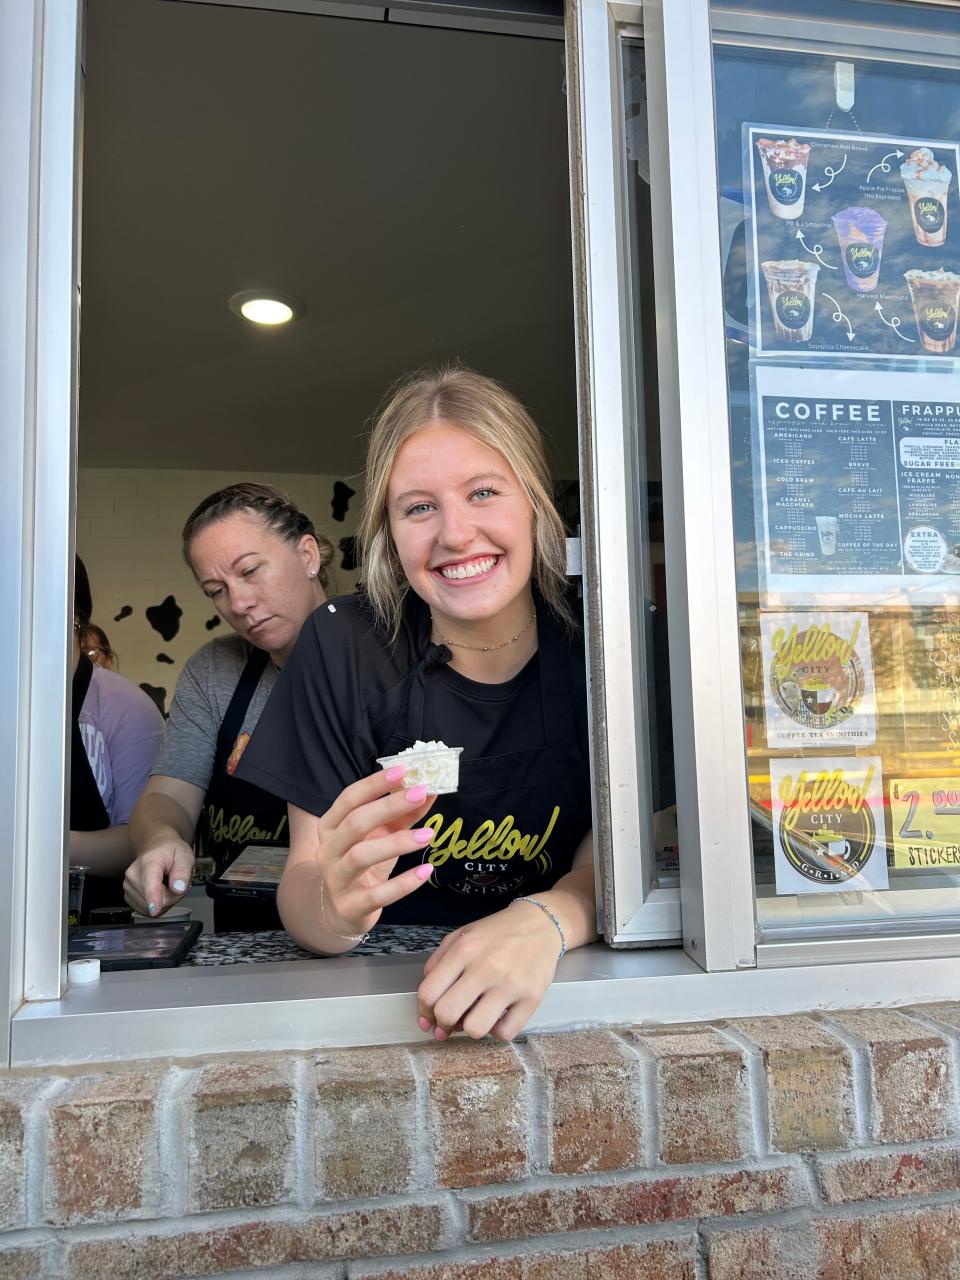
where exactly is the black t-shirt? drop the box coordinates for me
[237,592,591,924]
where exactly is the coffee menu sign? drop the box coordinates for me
[744,126,960,361]
[761,612,876,748]
[755,365,960,605]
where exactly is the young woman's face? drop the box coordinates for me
[387,420,535,632]
[189,511,324,665]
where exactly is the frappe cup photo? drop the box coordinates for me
[900,147,952,247]
[904,268,960,354]
[761,259,819,343]
[831,207,887,293]
[756,137,811,219]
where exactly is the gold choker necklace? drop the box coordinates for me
[431,611,536,653]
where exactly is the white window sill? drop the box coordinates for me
[13,944,960,1065]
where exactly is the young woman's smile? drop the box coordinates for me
[388,421,535,638]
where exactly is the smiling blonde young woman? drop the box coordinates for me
[238,369,596,1041]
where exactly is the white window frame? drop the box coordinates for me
[8,0,960,1068]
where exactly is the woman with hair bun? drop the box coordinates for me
[124,484,336,931]
[239,370,596,1040]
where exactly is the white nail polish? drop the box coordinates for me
[172,880,186,893]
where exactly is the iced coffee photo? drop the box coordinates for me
[756,137,812,220]
[904,267,960,353]
[761,259,819,343]
[900,148,952,247]
[831,207,887,293]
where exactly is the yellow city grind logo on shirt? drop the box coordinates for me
[420,806,559,896]
[206,805,288,846]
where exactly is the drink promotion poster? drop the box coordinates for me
[743,126,960,360]
[770,756,888,895]
[890,777,960,870]
[761,611,876,748]
[754,364,960,605]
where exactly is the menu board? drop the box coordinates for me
[755,364,960,604]
[745,126,960,360]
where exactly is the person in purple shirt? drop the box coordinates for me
[70,557,164,912]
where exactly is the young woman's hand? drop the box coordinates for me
[416,900,565,1042]
[416,837,598,1041]
[280,768,436,949]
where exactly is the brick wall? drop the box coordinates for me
[4,1005,960,1278]
[76,467,361,708]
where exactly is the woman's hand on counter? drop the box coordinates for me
[279,770,437,951]
[126,776,205,917]
[416,833,598,1042]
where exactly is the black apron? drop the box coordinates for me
[382,607,592,926]
[198,647,288,932]
[70,655,124,921]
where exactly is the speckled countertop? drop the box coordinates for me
[184,923,455,965]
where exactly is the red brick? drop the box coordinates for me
[65,1202,445,1279]
[465,1165,801,1241]
[630,1025,748,1163]
[47,1070,160,1223]
[705,1205,960,1280]
[526,1030,642,1173]
[187,1057,296,1211]
[0,1245,46,1280]
[731,1016,855,1152]
[817,1145,960,1203]
[0,1078,47,1230]
[356,1238,697,1280]
[827,1010,953,1143]
[419,1040,528,1187]
[316,1045,416,1198]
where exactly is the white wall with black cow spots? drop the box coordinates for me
[76,468,361,715]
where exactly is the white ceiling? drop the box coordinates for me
[79,0,579,478]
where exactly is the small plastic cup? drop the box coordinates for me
[67,866,87,927]
[377,746,464,795]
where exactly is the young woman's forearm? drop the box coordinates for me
[69,825,135,876]
[277,858,358,955]
[129,789,198,853]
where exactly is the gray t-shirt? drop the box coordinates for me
[152,634,278,793]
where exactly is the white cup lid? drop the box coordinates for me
[68,958,101,984]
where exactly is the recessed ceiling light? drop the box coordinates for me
[228,290,304,326]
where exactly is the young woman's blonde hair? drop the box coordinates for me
[358,367,572,637]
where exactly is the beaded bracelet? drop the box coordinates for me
[319,877,370,945]
[511,895,567,960]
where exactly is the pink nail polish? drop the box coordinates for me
[418,1015,432,1032]
[413,828,433,845]
[385,765,405,783]
[405,784,428,803]
[434,1027,448,1041]
[415,864,433,881]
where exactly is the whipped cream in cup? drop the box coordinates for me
[904,268,960,354]
[901,148,952,247]
[377,740,464,795]
[756,137,811,220]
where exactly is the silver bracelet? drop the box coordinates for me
[319,877,370,945]
[512,895,566,960]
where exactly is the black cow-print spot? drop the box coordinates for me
[146,594,183,642]
[331,480,356,523]
[157,653,175,664]
[139,684,168,717]
[113,605,133,622]
[339,535,358,572]
[205,615,222,631]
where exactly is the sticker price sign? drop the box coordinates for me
[890,778,960,869]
